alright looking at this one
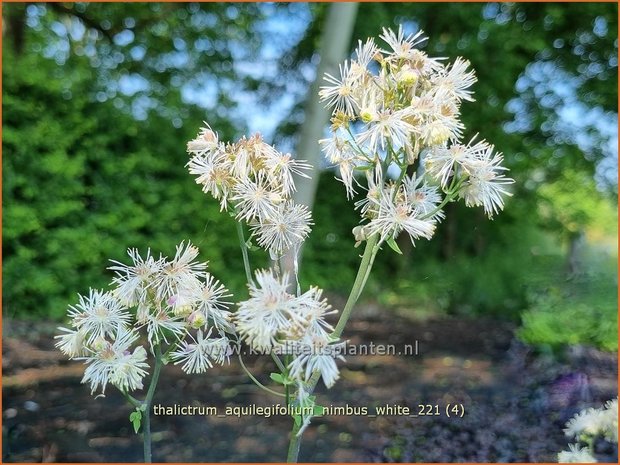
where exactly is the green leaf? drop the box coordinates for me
[129,409,142,434]
[313,405,324,416]
[293,414,302,427]
[270,372,285,384]
[245,238,261,252]
[386,237,403,254]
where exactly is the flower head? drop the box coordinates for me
[170,329,231,374]
[250,202,313,259]
[317,27,512,240]
[80,326,147,395]
[68,290,131,344]
[108,248,162,307]
[235,269,297,352]
[287,333,346,388]
[558,444,597,463]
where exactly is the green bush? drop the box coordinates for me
[2,54,255,319]
[374,217,562,320]
[519,268,618,352]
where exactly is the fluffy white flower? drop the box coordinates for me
[170,329,231,374]
[565,407,608,438]
[425,138,488,188]
[379,26,427,62]
[80,327,147,394]
[186,123,220,156]
[459,145,513,217]
[351,38,377,77]
[232,175,283,222]
[143,309,187,346]
[287,333,346,388]
[558,444,597,463]
[191,274,234,333]
[319,135,352,165]
[319,61,359,116]
[234,269,297,352]
[292,286,335,339]
[108,248,162,307]
[366,186,436,244]
[431,57,477,102]
[356,108,415,153]
[55,327,88,358]
[187,151,234,210]
[250,202,313,259]
[402,175,444,220]
[108,345,149,393]
[263,151,311,196]
[68,290,131,343]
[336,153,362,200]
[155,241,206,299]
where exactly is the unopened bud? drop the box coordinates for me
[268,192,284,204]
[352,225,368,242]
[360,110,375,124]
[398,69,418,86]
[330,111,351,131]
[92,336,108,352]
[427,125,451,146]
[188,311,207,329]
[200,128,217,144]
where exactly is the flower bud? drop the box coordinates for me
[427,125,451,146]
[173,304,193,317]
[360,109,375,124]
[352,225,368,242]
[187,127,218,153]
[92,336,108,352]
[268,191,284,205]
[330,111,351,130]
[397,67,418,87]
[188,310,207,329]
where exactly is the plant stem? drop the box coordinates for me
[238,352,286,398]
[332,233,380,338]
[419,186,461,221]
[235,220,253,284]
[287,421,302,462]
[142,344,163,463]
[143,404,152,463]
[286,234,381,462]
[121,390,142,409]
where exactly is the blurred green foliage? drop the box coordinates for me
[519,248,618,351]
[3,3,618,353]
[3,48,260,318]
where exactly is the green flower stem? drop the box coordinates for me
[142,344,163,463]
[286,233,381,462]
[332,233,380,339]
[419,180,463,221]
[121,390,142,409]
[287,421,303,463]
[238,352,286,398]
[235,220,253,284]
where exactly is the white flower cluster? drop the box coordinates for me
[235,269,344,388]
[558,398,618,463]
[55,242,234,395]
[187,128,313,259]
[319,26,513,246]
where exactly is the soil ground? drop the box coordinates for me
[2,304,617,462]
